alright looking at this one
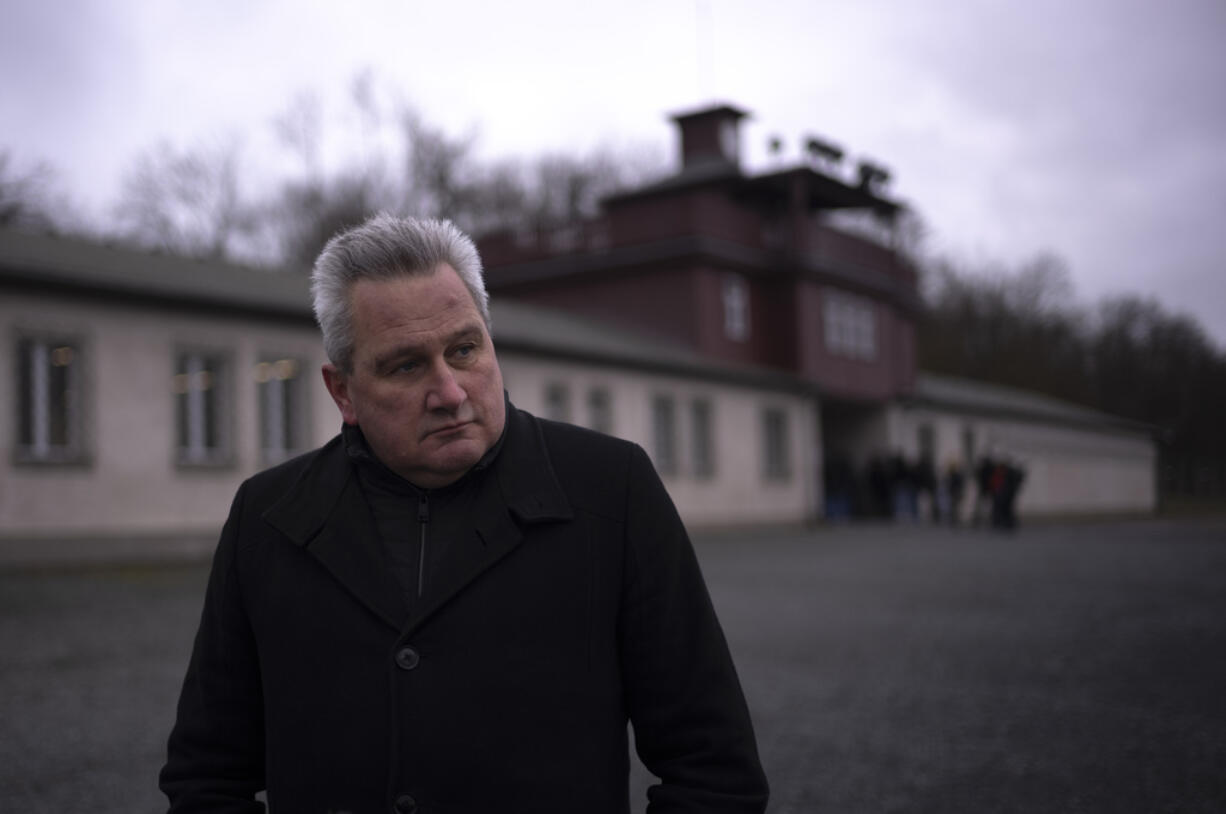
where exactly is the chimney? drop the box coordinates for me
[670,103,750,173]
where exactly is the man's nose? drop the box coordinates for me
[425,363,466,412]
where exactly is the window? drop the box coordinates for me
[823,289,877,360]
[544,381,572,423]
[174,350,231,466]
[762,407,792,481]
[256,356,307,464]
[723,273,750,342]
[15,336,85,463]
[651,394,678,476]
[719,118,740,162]
[587,387,613,435]
[690,398,715,479]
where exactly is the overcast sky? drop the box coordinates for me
[4,0,1224,347]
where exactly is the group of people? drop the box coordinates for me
[824,452,1026,530]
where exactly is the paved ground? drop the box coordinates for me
[2,517,1225,813]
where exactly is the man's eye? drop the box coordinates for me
[455,344,475,358]
[395,361,418,373]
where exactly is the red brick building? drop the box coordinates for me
[476,103,1155,521]
[479,103,921,408]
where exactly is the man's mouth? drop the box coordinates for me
[425,420,472,439]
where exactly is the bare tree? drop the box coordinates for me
[273,172,389,271]
[104,71,665,266]
[274,91,323,180]
[114,139,249,260]
[0,151,61,230]
[524,150,615,229]
[398,109,483,227]
[464,158,530,236]
[918,251,1092,404]
[1003,251,1075,316]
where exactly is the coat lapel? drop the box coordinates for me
[403,482,523,635]
[263,439,408,630]
[403,403,573,635]
[262,404,572,636]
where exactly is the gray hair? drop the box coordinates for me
[310,214,490,371]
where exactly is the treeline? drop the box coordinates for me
[2,72,663,270]
[919,254,1226,500]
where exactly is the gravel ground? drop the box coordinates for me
[2,517,1225,813]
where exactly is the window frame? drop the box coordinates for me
[822,288,878,361]
[256,353,310,466]
[761,405,793,482]
[586,386,613,435]
[690,397,716,479]
[172,346,235,469]
[651,393,678,477]
[12,332,90,466]
[722,273,751,342]
[543,380,573,423]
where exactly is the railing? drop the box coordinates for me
[479,219,612,268]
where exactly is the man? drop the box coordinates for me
[161,215,768,813]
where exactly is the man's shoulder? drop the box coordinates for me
[241,435,345,504]
[537,414,635,453]
[509,408,651,518]
[523,411,639,470]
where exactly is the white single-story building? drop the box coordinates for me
[0,227,1156,563]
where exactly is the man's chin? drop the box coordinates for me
[417,440,485,484]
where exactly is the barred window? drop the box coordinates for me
[723,274,750,342]
[762,407,792,482]
[651,394,678,476]
[690,398,715,479]
[174,350,231,466]
[587,387,613,435]
[256,356,307,464]
[823,289,877,360]
[544,381,572,423]
[15,336,85,464]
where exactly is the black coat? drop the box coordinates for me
[161,402,768,813]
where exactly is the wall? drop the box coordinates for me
[1,289,821,541]
[498,352,820,528]
[891,405,1157,516]
[495,266,701,349]
[1,290,332,539]
[795,281,913,401]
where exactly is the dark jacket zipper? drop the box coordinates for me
[417,492,429,599]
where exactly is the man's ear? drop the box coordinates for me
[322,364,359,425]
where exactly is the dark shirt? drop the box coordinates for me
[343,423,505,615]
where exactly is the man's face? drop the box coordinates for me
[322,264,506,488]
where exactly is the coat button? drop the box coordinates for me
[393,793,417,813]
[395,645,420,671]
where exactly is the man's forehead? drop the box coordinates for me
[363,316,485,364]
[375,319,483,350]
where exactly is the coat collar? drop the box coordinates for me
[492,398,572,525]
[261,399,572,631]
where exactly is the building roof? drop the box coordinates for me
[0,227,311,320]
[668,102,751,124]
[605,163,902,215]
[909,372,1157,438]
[0,227,812,395]
[0,228,1157,435]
